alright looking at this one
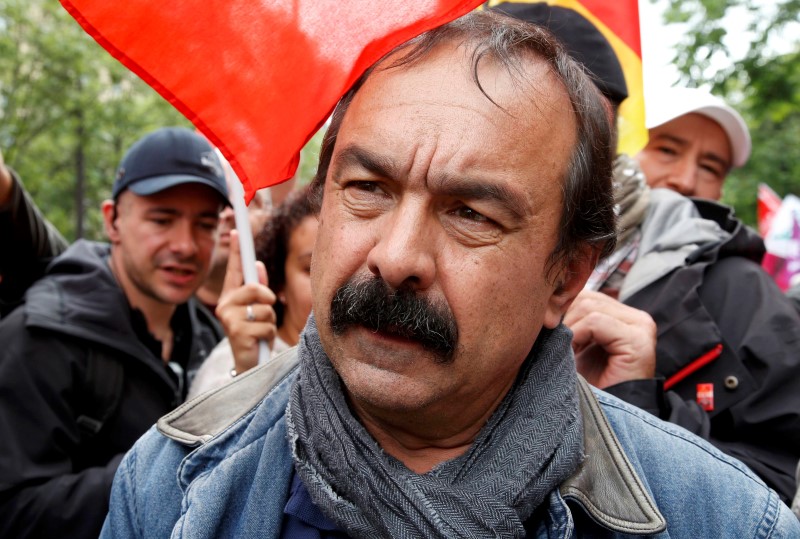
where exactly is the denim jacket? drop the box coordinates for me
[101,348,799,538]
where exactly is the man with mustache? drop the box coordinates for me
[0,127,228,538]
[102,12,798,538]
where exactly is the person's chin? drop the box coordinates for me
[324,326,455,412]
[159,289,196,306]
[156,276,202,305]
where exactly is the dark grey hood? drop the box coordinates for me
[620,189,731,300]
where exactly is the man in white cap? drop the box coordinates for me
[636,87,751,200]
[567,86,800,504]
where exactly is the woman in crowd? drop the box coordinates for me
[189,187,318,397]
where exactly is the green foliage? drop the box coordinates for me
[0,0,191,240]
[723,113,800,224]
[657,0,800,226]
[296,126,326,187]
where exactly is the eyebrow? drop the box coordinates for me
[332,145,399,182]
[654,134,731,171]
[333,145,530,220]
[430,175,531,221]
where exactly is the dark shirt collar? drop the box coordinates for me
[130,304,193,399]
[281,471,348,538]
[280,468,544,538]
[129,304,191,363]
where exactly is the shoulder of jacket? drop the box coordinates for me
[158,346,299,446]
[560,377,666,535]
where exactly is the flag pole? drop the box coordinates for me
[218,151,272,365]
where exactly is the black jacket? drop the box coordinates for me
[608,197,800,503]
[0,240,222,538]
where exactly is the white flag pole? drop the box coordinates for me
[217,150,271,365]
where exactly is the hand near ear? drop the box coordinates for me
[216,229,276,374]
[563,290,657,389]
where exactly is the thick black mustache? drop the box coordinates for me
[329,276,458,362]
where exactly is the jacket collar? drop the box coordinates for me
[692,197,765,263]
[157,346,301,445]
[560,378,666,534]
[159,349,665,535]
[620,188,730,301]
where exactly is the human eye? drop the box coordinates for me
[443,202,504,247]
[149,216,171,226]
[699,162,724,179]
[452,205,490,223]
[340,179,392,217]
[345,180,385,195]
[656,144,678,157]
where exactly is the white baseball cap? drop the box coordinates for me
[645,87,752,168]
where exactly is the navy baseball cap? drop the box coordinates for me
[112,127,230,205]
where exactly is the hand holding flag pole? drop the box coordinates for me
[217,149,272,366]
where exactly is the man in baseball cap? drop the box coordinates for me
[636,87,752,200]
[0,126,226,538]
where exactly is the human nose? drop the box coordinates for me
[665,159,697,197]
[366,202,436,291]
[170,219,199,258]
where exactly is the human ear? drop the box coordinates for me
[543,245,599,329]
[101,199,121,243]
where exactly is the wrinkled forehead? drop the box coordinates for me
[333,41,576,171]
[364,39,569,116]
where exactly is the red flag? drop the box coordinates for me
[757,183,782,238]
[60,0,483,200]
[485,0,645,155]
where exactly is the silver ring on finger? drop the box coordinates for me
[246,304,256,322]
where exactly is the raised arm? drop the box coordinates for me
[0,150,68,315]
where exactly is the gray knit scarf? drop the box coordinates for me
[286,317,583,538]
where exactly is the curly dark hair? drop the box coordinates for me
[255,186,319,327]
